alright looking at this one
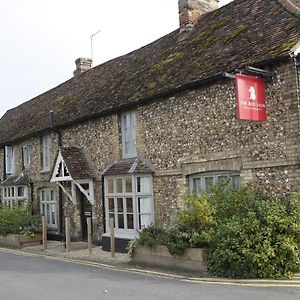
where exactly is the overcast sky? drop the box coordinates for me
[0,0,232,118]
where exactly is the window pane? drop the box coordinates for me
[205,177,213,191]
[193,178,201,194]
[107,178,114,193]
[11,187,15,197]
[140,214,151,229]
[116,178,123,193]
[126,198,133,213]
[136,177,141,193]
[232,175,240,191]
[108,198,114,212]
[217,175,228,184]
[127,214,134,229]
[125,177,132,193]
[17,187,24,197]
[117,198,123,212]
[118,214,124,229]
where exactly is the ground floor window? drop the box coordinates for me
[40,188,57,228]
[2,185,28,207]
[104,175,154,237]
[189,171,240,194]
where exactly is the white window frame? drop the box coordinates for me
[2,185,28,207]
[104,174,154,239]
[189,171,240,194]
[121,111,136,158]
[40,188,57,228]
[22,145,31,169]
[42,135,51,171]
[5,146,15,175]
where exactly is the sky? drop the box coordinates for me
[0,0,233,118]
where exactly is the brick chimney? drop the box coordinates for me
[178,0,219,36]
[73,57,92,77]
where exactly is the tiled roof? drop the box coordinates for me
[60,147,95,180]
[1,174,30,186]
[0,0,299,145]
[102,157,155,176]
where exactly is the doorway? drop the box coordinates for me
[79,186,92,241]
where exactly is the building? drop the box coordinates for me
[0,0,300,251]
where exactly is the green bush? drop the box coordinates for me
[131,193,215,255]
[131,183,300,278]
[207,185,300,278]
[0,204,42,236]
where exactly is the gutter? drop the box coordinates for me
[0,54,290,147]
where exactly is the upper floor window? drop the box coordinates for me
[5,146,15,175]
[189,171,240,194]
[42,135,50,171]
[22,145,31,169]
[121,111,136,158]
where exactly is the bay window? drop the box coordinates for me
[104,174,153,238]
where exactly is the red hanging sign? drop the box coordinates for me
[235,74,267,121]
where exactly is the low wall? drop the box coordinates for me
[0,234,42,248]
[132,245,207,272]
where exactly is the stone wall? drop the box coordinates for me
[0,59,299,235]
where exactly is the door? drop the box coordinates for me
[80,189,92,241]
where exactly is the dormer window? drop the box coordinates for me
[5,146,15,175]
[121,111,136,158]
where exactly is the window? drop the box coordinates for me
[189,172,240,194]
[121,111,136,158]
[2,185,28,207]
[22,146,31,169]
[40,188,57,228]
[104,175,153,237]
[42,135,51,171]
[5,146,15,174]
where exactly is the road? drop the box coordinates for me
[0,249,299,300]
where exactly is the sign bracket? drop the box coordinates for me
[223,66,275,82]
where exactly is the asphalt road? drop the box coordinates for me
[0,249,300,300]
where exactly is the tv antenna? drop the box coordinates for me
[90,29,101,65]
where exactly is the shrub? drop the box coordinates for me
[0,204,42,236]
[207,185,300,278]
[131,193,215,255]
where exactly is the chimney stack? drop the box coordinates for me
[178,0,219,37]
[73,57,92,77]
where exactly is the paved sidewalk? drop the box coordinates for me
[23,241,130,265]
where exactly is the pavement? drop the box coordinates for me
[3,241,300,288]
